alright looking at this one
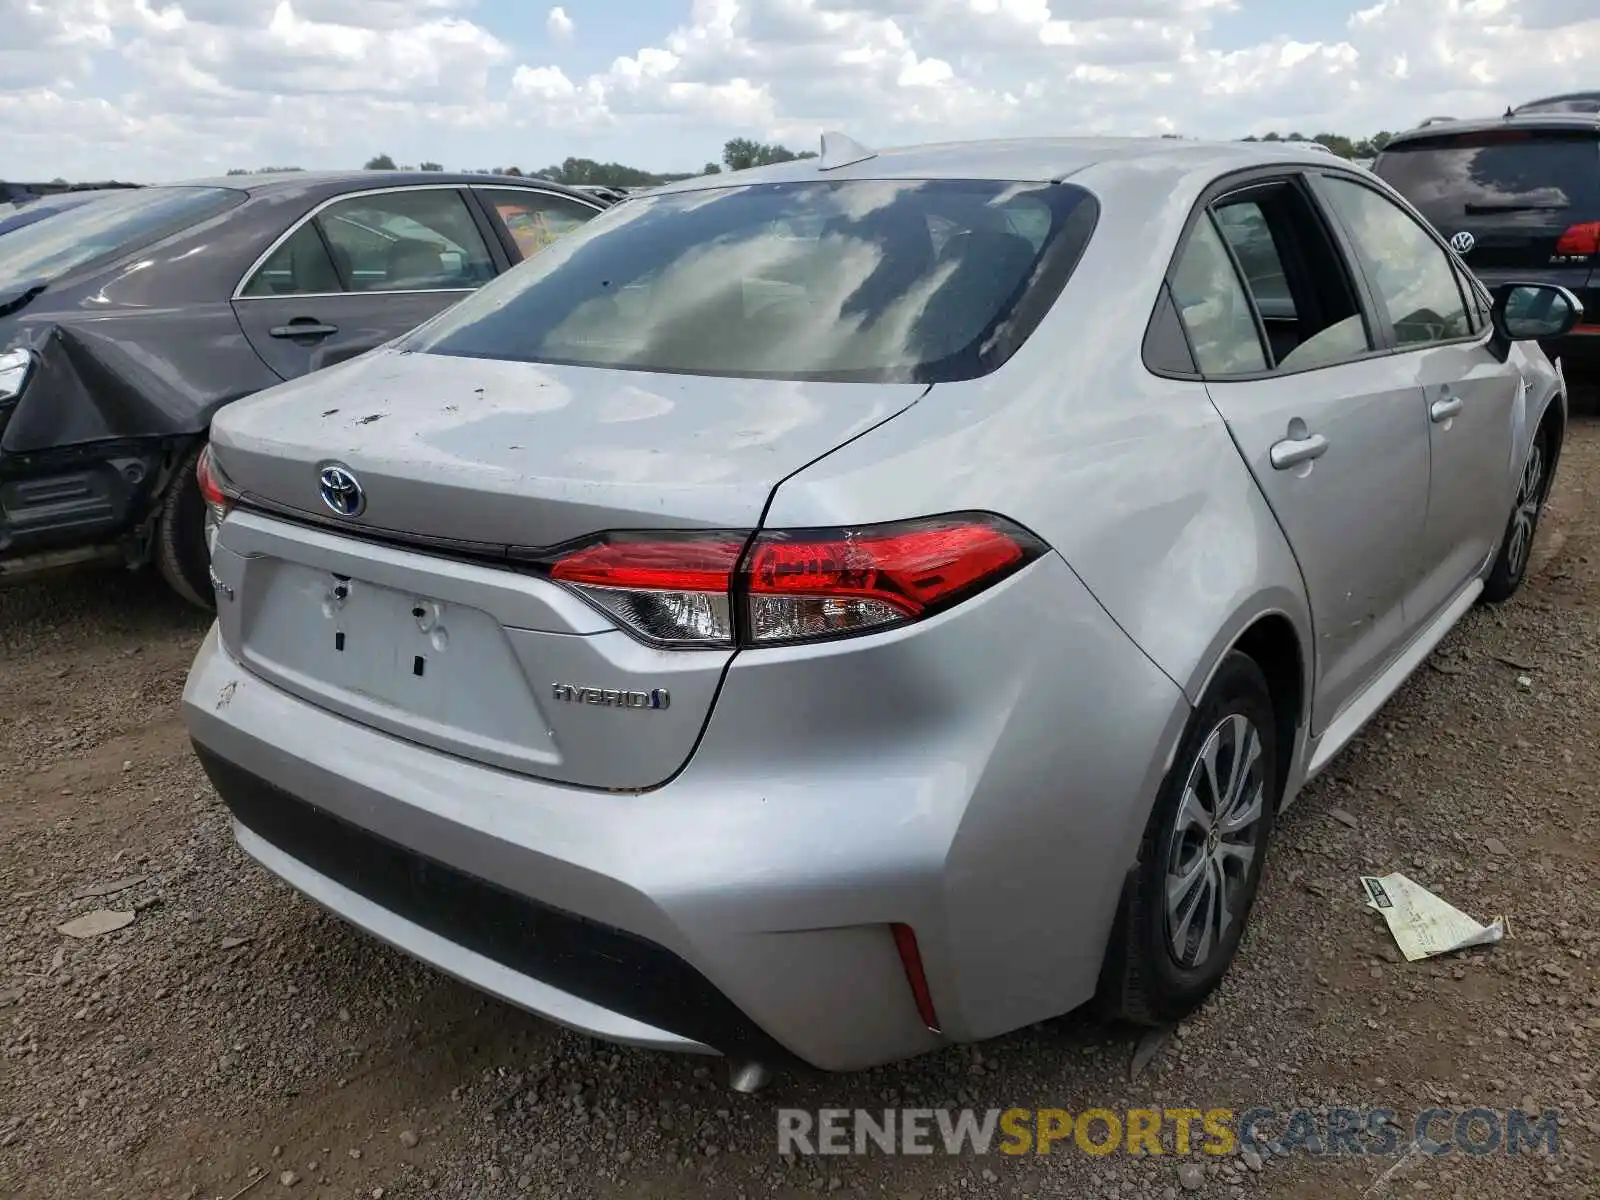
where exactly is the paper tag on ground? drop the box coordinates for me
[1360,873,1506,962]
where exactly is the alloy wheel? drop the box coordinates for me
[1505,437,1545,581]
[1163,712,1266,970]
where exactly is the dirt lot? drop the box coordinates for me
[3,423,1598,1200]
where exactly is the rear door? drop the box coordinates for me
[1373,127,1600,317]
[1311,172,1525,628]
[1169,173,1431,732]
[232,185,503,380]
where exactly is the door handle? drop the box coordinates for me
[269,321,339,339]
[1430,395,1463,423]
[1270,432,1329,470]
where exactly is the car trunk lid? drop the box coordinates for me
[211,346,925,548]
[208,346,926,790]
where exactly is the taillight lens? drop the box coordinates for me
[543,513,1045,649]
[195,443,237,555]
[549,532,745,646]
[1555,222,1600,257]
[745,516,1037,644]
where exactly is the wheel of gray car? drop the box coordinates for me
[155,441,215,612]
[1097,651,1278,1026]
[1481,422,1552,605]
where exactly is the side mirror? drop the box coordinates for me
[1491,282,1584,343]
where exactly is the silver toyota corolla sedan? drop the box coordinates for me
[182,136,1581,1076]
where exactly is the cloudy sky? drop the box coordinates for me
[1,0,1596,182]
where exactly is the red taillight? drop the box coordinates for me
[1555,222,1600,257]
[542,513,1044,649]
[891,923,941,1034]
[195,444,229,509]
[550,535,745,593]
[744,517,1034,644]
[549,532,745,646]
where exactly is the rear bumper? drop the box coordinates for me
[183,551,1187,1071]
[197,744,780,1059]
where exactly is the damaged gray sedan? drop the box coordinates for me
[0,172,604,604]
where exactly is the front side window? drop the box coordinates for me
[1169,214,1269,375]
[478,188,598,259]
[403,179,1099,384]
[1319,177,1472,347]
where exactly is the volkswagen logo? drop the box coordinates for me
[1449,230,1476,254]
[318,463,366,518]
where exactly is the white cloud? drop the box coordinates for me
[2,0,1599,181]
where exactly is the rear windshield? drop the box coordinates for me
[1374,131,1600,225]
[0,186,242,292]
[405,178,1098,383]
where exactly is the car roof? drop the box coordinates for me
[645,136,1352,197]
[1383,112,1600,148]
[170,170,596,199]
[1515,91,1600,114]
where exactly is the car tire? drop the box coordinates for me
[155,441,215,613]
[1481,422,1552,605]
[1097,651,1278,1026]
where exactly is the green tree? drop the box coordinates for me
[419,161,444,172]
[1312,132,1356,158]
[364,153,397,170]
[721,138,818,172]
[534,156,693,188]
[702,162,722,175]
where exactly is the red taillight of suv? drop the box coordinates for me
[545,513,1047,648]
[1555,221,1600,257]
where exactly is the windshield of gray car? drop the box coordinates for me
[0,186,242,292]
[404,178,1098,383]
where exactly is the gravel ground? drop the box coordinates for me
[3,420,1598,1200]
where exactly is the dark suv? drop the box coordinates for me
[1373,110,1599,373]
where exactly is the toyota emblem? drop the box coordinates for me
[318,463,366,518]
[1449,230,1476,254]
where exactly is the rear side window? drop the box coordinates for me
[1169,215,1269,375]
[240,223,341,297]
[1374,131,1600,226]
[317,190,495,293]
[0,186,241,292]
[404,179,1099,384]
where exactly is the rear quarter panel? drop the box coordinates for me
[758,162,1317,1032]
[764,154,1314,719]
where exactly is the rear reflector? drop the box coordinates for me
[1555,222,1600,257]
[891,923,941,1033]
[542,513,1046,649]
